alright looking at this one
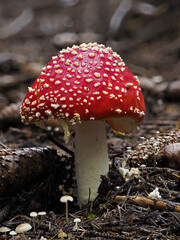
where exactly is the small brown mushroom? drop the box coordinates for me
[60,195,73,222]
[30,211,38,232]
[0,226,11,240]
[15,223,32,240]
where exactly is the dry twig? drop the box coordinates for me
[115,196,180,213]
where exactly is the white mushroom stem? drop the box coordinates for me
[75,120,109,206]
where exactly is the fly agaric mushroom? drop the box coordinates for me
[20,43,145,206]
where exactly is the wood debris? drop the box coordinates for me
[115,196,180,213]
[0,102,21,128]
[0,146,59,197]
[128,130,180,169]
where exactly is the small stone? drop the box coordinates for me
[166,80,180,101]
[79,32,103,44]
[23,62,44,75]
[164,143,180,169]
[139,76,155,91]
[52,32,79,48]
[154,82,167,98]
[0,75,16,89]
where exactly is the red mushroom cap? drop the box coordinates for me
[20,43,145,134]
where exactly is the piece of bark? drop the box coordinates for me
[164,143,180,169]
[166,80,180,101]
[0,146,59,197]
[5,89,25,103]
[0,102,21,128]
[0,52,26,74]
[138,76,156,92]
[52,32,79,48]
[79,32,104,44]
[0,94,9,111]
[115,196,180,213]
[0,73,36,90]
[154,79,180,102]
[129,130,180,169]
[0,75,16,89]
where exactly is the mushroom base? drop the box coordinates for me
[75,120,109,206]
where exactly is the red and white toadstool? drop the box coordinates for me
[20,43,145,206]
